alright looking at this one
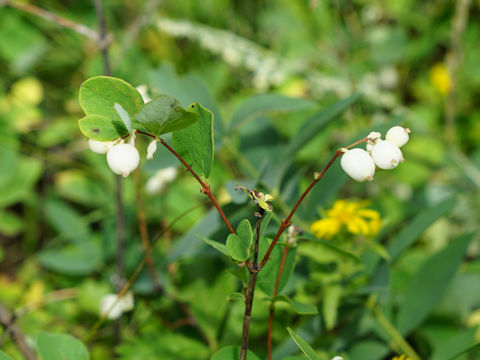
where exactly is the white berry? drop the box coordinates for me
[106,143,140,177]
[385,126,410,147]
[340,148,376,182]
[88,139,115,154]
[99,294,124,320]
[371,140,404,169]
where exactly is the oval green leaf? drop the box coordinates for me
[287,327,321,360]
[78,114,129,141]
[79,76,144,128]
[226,219,253,262]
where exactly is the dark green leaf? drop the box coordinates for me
[134,96,198,136]
[37,331,89,360]
[78,114,129,141]
[274,295,318,315]
[397,233,473,334]
[283,94,360,159]
[226,219,253,262]
[388,197,456,261]
[172,103,214,178]
[287,327,321,360]
[229,93,316,131]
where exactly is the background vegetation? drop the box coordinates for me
[0,0,480,359]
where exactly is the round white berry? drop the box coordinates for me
[340,148,376,182]
[371,140,404,169]
[88,139,115,154]
[99,294,124,320]
[106,143,140,177]
[385,126,410,147]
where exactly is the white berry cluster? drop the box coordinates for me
[340,126,410,182]
[88,136,158,178]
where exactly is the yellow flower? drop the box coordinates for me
[392,355,411,360]
[429,63,452,96]
[310,200,381,239]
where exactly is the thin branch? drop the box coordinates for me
[267,246,289,360]
[94,0,112,75]
[1,0,102,43]
[258,137,368,269]
[0,303,37,360]
[240,211,264,360]
[158,137,236,234]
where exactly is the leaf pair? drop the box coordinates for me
[77,76,198,141]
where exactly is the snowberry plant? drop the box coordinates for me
[77,76,410,360]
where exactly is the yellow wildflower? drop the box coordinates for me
[429,63,452,96]
[392,355,411,360]
[310,200,381,239]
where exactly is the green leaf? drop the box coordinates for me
[229,93,316,131]
[78,114,129,141]
[37,331,89,360]
[134,96,198,136]
[172,103,214,178]
[199,235,229,256]
[323,285,342,330]
[283,94,360,159]
[211,345,260,360]
[79,76,143,123]
[396,233,474,334]
[274,295,318,315]
[0,350,13,360]
[388,197,456,261]
[287,327,321,360]
[257,239,297,296]
[226,219,253,262]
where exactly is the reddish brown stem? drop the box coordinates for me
[158,138,235,234]
[258,137,367,269]
[267,246,290,360]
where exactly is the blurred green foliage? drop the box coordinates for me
[1,0,480,359]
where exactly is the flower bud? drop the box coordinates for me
[367,131,382,140]
[88,139,115,154]
[146,140,157,160]
[371,140,404,169]
[106,143,140,177]
[340,148,375,182]
[386,126,410,147]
